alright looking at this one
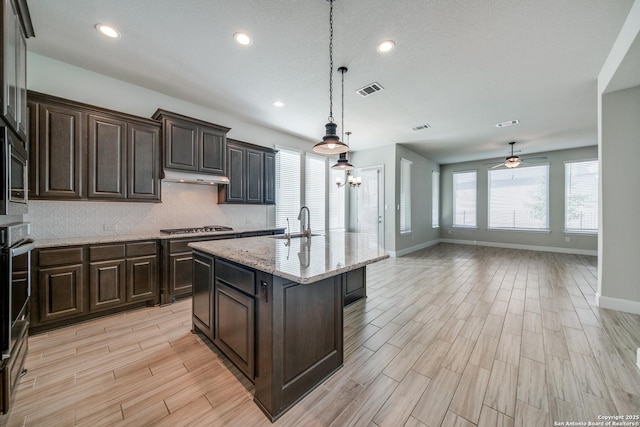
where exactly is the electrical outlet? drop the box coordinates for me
[565,236,570,242]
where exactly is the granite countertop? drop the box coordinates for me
[189,231,389,284]
[33,227,285,248]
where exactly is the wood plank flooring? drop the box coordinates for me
[2,243,639,426]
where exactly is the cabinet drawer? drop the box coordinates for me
[169,240,193,254]
[126,241,157,257]
[89,244,126,261]
[38,247,84,267]
[215,259,255,296]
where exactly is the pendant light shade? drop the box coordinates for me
[313,0,349,155]
[331,152,354,170]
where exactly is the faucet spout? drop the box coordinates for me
[298,206,311,238]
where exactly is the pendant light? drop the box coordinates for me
[313,0,349,155]
[332,66,354,170]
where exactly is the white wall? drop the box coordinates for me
[439,146,598,255]
[25,53,314,239]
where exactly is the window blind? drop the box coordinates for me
[400,158,412,233]
[565,160,598,232]
[488,165,549,229]
[453,171,477,227]
[305,154,326,233]
[275,148,301,233]
[432,170,440,228]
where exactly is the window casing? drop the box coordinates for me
[453,171,477,227]
[400,158,412,234]
[488,165,549,230]
[565,160,598,233]
[432,170,440,228]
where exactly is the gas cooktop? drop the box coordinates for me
[160,225,234,235]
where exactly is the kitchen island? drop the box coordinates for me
[189,232,388,421]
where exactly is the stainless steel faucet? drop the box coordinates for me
[298,206,311,238]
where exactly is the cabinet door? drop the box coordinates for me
[263,151,276,205]
[15,15,26,140]
[128,121,160,200]
[169,251,194,296]
[226,144,245,202]
[192,252,214,341]
[246,149,264,204]
[27,100,39,197]
[37,103,83,199]
[199,127,225,175]
[343,267,366,306]
[164,119,198,171]
[87,114,126,199]
[214,281,255,379]
[126,255,157,302]
[38,264,85,322]
[89,259,126,311]
[2,0,18,134]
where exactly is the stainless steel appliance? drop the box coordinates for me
[0,222,33,414]
[1,127,28,215]
[160,225,233,235]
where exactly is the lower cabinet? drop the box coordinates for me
[343,267,366,306]
[33,241,159,330]
[192,251,214,341]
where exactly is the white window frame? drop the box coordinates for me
[488,164,550,231]
[564,159,598,234]
[400,158,412,234]
[453,170,477,228]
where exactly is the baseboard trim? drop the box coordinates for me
[438,238,597,256]
[596,293,640,315]
[388,239,440,257]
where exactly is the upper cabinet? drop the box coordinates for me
[28,92,161,202]
[1,0,34,143]
[152,109,230,176]
[218,139,276,205]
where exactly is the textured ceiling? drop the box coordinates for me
[26,0,634,164]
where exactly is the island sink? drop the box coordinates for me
[189,232,388,421]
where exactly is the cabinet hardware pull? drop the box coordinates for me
[260,281,268,302]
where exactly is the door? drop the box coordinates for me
[355,166,384,248]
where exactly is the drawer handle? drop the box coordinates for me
[260,281,268,302]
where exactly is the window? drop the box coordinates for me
[432,170,440,228]
[400,158,412,233]
[489,165,549,229]
[329,166,345,231]
[453,171,477,227]
[565,160,598,232]
[275,148,301,233]
[305,154,326,233]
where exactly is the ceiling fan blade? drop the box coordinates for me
[522,156,547,161]
[490,163,505,169]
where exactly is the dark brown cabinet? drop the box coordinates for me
[152,109,229,176]
[36,247,86,323]
[343,267,366,306]
[32,241,158,331]
[28,92,161,202]
[1,0,34,142]
[218,139,276,205]
[192,251,214,342]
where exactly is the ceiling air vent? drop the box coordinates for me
[356,82,384,97]
[496,119,519,128]
[412,124,431,131]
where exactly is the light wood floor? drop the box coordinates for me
[2,243,639,426]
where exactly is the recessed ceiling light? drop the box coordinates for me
[377,40,395,53]
[496,119,520,128]
[234,32,252,46]
[95,24,120,39]
[272,100,284,108]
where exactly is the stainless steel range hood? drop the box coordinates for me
[162,170,229,185]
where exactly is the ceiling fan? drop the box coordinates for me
[486,141,547,169]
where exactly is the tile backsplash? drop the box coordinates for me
[25,182,273,240]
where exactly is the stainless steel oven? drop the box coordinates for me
[0,222,32,414]
[1,126,28,215]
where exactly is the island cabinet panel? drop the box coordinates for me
[192,252,214,341]
[214,281,255,379]
[343,267,366,306]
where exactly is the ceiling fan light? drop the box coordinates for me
[505,156,521,168]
